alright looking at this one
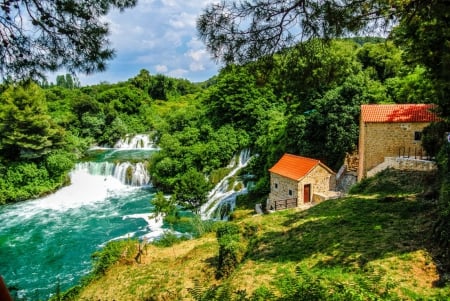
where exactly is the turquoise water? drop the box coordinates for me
[84,148,158,162]
[0,149,164,300]
[0,147,250,300]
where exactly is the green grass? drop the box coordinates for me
[74,170,449,300]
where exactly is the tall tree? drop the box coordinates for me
[0,83,64,160]
[391,1,450,114]
[0,0,137,81]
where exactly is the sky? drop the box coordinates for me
[53,0,220,86]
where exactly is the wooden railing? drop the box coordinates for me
[273,198,298,210]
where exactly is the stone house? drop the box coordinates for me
[267,154,336,211]
[357,104,439,181]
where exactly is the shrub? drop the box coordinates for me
[91,239,137,277]
[153,231,189,247]
[216,223,246,279]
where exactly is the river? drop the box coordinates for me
[0,136,163,300]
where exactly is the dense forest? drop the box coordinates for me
[0,37,440,205]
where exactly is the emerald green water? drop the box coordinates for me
[0,146,250,300]
[0,148,166,300]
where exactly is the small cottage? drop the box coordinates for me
[357,104,439,181]
[267,154,336,211]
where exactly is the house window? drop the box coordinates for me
[274,183,278,189]
[288,189,293,196]
[414,131,422,141]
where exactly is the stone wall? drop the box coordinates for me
[268,173,298,205]
[268,164,336,209]
[299,165,336,200]
[367,157,437,178]
[358,121,430,180]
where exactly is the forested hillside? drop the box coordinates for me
[0,38,438,205]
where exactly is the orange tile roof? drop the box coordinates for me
[361,104,439,123]
[269,154,332,181]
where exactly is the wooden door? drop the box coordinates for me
[303,184,311,203]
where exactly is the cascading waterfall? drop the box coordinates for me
[114,134,158,149]
[75,162,151,186]
[200,149,252,220]
[0,134,162,300]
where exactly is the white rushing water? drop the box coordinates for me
[0,135,163,299]
[75,161,151,186]
[200,149,252,219]
[114,134,158,149]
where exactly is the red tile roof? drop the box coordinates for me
[269,154,333,181]
[361,104,439,123]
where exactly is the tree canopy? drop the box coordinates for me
[0,0,137,81]
[197,0,396,64]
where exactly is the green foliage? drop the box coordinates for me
[205,65,275,133]
[189,215,222,238]
[0,83,64,160]
[152,230,189,247]
[422,121,449,158]
[0,158,74,204]
[188,280,234,301]
[386,66,436,104]
[272,266,399,301]
[216,223,246,279]
[174,168,210,210]
[91,239,137,277]
[56,74,80,89]
[391,1,450,115]
[151,191,178,225]
[349,169,436,195]
[0,0,137,80]
[356,41,403,82]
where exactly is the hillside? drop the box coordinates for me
[73,172,450,300]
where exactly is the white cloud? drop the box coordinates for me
[189,61,205,72]
[168,68,189,78]
[169,12,197,29]
[57,0,220,85]
[155,65,168,73]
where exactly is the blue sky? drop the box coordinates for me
[53,0,220,86]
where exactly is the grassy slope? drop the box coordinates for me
[77,193,450,300]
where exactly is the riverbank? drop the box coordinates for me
[71,192,450,300]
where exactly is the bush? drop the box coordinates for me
[153,231,189,247]
[216,223,246,279]
[45,151,76,178]
[91,239,137,277]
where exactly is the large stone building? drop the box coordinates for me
[357,104,439,180]
[267,154,336,211]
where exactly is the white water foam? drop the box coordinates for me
[123,213,170,241]
[114,134,159,150]
[200,149,252,219]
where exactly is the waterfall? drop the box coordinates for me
[75,161,150,186]
[114,134,157,149]
[200,149,252,220]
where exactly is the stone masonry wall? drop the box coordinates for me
[366,157,437,178]
[269,165,336,207]
[359,122,430,179]
[299,165,336,203]
[268,173,298,204]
